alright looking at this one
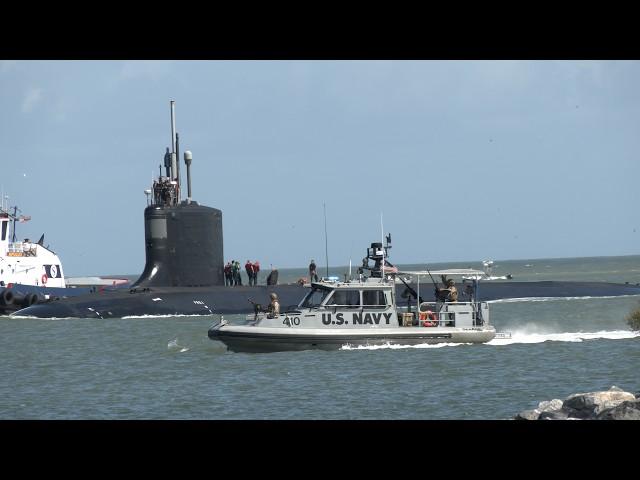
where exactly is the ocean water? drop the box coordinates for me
[1,255,639,420]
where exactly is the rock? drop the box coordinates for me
[539,410,573,420]
[514,409,541,420]
[596,400,640,420]
[515,386,639,420]
[562,387,635,417]
[538,399,563,412]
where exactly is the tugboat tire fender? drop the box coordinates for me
[1,289,15,306]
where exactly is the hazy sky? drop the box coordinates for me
[1,60,638,276]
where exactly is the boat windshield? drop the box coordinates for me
[300,286,332,308]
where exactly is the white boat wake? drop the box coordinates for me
[488,294,640,304]
[341,330,639,350]
[167,338,190,352]
[341,342,471,351]
[486,329,640,345]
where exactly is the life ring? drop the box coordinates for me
[41,274,48,285]
[420,310,438,327]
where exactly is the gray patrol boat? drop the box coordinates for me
[208,238,500,353]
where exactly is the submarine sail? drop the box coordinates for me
[133,101,224,288]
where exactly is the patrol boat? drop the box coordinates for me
[208,240,497,353]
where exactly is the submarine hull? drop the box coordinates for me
[11,280,640,318]
[396,280,640,306]
[13,284,308,318]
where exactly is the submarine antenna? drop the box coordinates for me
[170,101,178,184]
[184,150,193,204]
[324,202,329,278]
[175,132,181,201]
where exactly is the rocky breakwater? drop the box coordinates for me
[515,386,640,420]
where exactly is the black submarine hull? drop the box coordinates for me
[12,281,640,318]
[12,284,308,318]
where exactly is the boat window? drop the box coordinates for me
[1,221,7,241]
[362,290,387,308]
[300,286,332,308]
[325,289,360,309]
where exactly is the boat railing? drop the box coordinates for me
[6,242,37,257]
[399,301,484,327]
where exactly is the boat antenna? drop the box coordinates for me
[11,205,18,242]
[380,212,385,278]
[323,202,329,278]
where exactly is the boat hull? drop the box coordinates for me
[208,324,496,353]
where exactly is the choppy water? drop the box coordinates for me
[2,256,640,419]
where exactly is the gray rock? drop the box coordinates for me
[538,399,563,412]
[514,409,541,420]
[516,386,640,420]
[596,400,640,420]
[563,387,635,417]
[539,410,572,420]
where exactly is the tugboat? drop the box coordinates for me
[208,238,498,353]
[0,201,131,315]
[0,202,72,314]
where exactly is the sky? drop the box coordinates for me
[0,60,639,276]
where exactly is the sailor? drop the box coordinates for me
[224,262,232,286]
[267,292,280,318]
[232,260,242,286]
[253,261,260,285]
[245,260,254,286]
[266,265,279,285]
[436,277,458,302]
[309,259,319,283]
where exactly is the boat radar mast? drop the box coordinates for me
[361,233,393,278]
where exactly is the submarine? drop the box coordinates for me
[14,101,306,319]
[13,102,640,319]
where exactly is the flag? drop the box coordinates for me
[18,215,31,223]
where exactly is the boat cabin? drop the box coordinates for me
[252,271,489,330]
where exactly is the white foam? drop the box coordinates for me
[167,338,190,352]
[486,329,640,345]
[339,330,640,350]
[488,294,640,304]
[341,342,471,351]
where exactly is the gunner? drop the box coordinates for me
[436,277,458,303]
[267,292,280,318]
